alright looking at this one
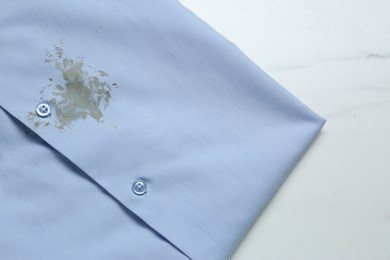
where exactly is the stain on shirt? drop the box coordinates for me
[30,42,119,129]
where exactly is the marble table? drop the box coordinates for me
[180,0,390,259]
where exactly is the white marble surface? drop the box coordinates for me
[179,1,390,259]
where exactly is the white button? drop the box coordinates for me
[132,180,147,195]
[36,102,51,118]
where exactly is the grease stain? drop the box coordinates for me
[29,42,119,129]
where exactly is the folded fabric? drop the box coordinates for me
[0,1,325,259]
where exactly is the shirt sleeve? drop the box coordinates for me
[0,1,325,259]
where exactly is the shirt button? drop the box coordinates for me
[35,102,51,118]
[132,180,147,196]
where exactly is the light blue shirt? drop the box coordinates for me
[0,1,325,259]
